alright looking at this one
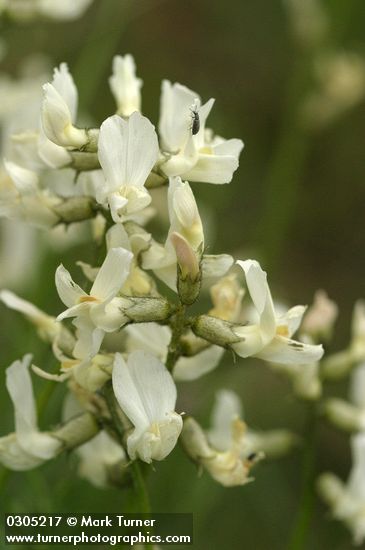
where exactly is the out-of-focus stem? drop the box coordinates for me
[259,53,312,272]
[287,404,317,550]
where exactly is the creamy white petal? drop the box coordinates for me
[113,351,178,428]
[208,389,242,451]
[202,254,234,278]
[181,151,240,184]
[0,290,49,324]
[256,335,324,365]
[55,264,86,308]
[6,354,37,435]
[0,434,47,470]
[213,138,245,157]
[159,80,198,151]
[98,113,159,191]
[51,63,78,122]
[56,302,89,322]
[109,54,142,117]
[5,355,61,459]
[89,297,128,332]
[76,430,126,488]
[237,259,276,344]
[72,317,105,360]
[126,322,170,360]
[4,160,38,195]
[277,305,307,337]
[232,325,268,358]
[173,346,224,381]
[106,223,131,251]
[90,247,133,302]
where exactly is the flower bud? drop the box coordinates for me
[301,290,338,342]
[42,82,88,148]
[122,296,173,323]
[192,315,242,347]
[53,412,100,451]
[317,472,345,508]
[323,398,365,433]
[171,232,201,305]
[52,196,96,223]
[109,54,142,117]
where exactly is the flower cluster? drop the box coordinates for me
[0,0,94,21]
[0,54,324,490]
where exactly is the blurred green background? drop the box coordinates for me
[1,0,365,548]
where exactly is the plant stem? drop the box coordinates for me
[287,404,317,550]
[166,304,187,371]
[129,461,151,515]
[103,381,153,546]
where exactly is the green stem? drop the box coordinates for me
[287,405,317,550]
[166,304,187,371]
[129,461,151,515]
[103,382,153,542]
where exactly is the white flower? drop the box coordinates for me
[76,431,127,488]
[300,289,338,341]
[231,260,324,365]
[37,0,93,20]
[142,176,232,290]
[5,0,93,20]
[142,176,203,288]
[209,274,245,321]
[181,416,259,487]
[56,247,133,359]
[112,351,183,463]
[109,54,142,117]
[318,434,365,545]
[63,392,126,487]
[1,161,60,228]
[42,63,87,148]
[351,363,365,410]
[97,112,159,222]
[208,389,297,458]
[158,80,243,184]
[0,289,60,342]
[350,300,365,363]
[0,355,61,470]
[125,322,223,381]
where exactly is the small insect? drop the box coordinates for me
[190,104,200,135]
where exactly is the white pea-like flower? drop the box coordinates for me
[97,112,159,222]
[4,0,93,21]
[1,160,60,228]
[0,355,61,470]
[300,289,338,341]
[63,392,126,487]
[208,389,297,459]
[318,434,365,546]
[158,80,244,184]
[42,63,87,148]
[142,176,232,290]
[0,289,60,342]
[232,260,324,365]
[56,247,133,359]
[181,415,259,488]
[109,54,142,117]
[112,350,183,463]
[125,322,223,381]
